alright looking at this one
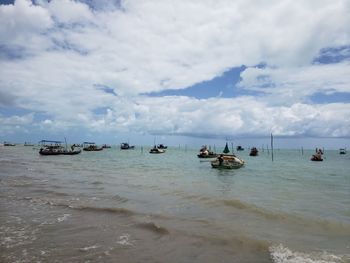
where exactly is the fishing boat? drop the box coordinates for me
[83,142,103,151]
[4,142,16,146]
[249,147,258,156]
[197,145,218,158]
[211,154,245,169]
[102,144,111,149]
[157,144,168,149]
[149,145,165,154]
[236,145,244,151]
[339,148,346,155]
[120,142,135,150]
[39,140,81,155]
[311,148,323,161]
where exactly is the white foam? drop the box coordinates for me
[269,244,346,263]
[116,234,133,246]
[57,214,71,222]
[79,245,100,252]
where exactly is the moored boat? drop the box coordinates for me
[4,142,16,146]
[102,144,111,149]
[211,154,245,169]
[120,142,135,150]
[236,145,244,151]
[311,148,323,161]
[249,147,258,156]
[157,144,167,149]
[339,148,346,155]
[39,140,81,155]
[149,145,165,154]
[197,145,218,158]
[83,142,103,151]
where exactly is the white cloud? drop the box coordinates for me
[0,0,350,139]
[0,0,52,49]
[238,62,350,105]
[0,113,34,134]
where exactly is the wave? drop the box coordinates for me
[269,244,349,263]
[20,196,135,216]
[71,205,135,216]
[136,222,169,235]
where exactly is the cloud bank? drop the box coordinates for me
[0,0,350,140]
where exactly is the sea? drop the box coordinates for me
[0,145,349,263]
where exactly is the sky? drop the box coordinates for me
[0,0,350,149]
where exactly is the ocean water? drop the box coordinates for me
[0,146,349,263]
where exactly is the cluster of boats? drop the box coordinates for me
[2,140,347,168]
[36,140,169,155]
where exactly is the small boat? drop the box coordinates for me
[197,145,218,158]
[149,145,165,154]
[249,147,258,156]
[39,147,81,156]
[157,144,168,149]
[236,146,244,151]
[39,140,81,155]
[339,148,346,155]
[83,142,103,151]
[4,142,16,146]
[102,144,111,149]
[120,142,135,150]
[311,148,323,161]
[310,155,323,161]
[211,154,245,169]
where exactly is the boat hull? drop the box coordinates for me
[39,149,81,155]
[211,156,245,169]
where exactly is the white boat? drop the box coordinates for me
[149,145,165,154]
[211,155,245,169]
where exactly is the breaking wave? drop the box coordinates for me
[269,244,349,263]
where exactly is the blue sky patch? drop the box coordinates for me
[310,92,350,104]
[313,46,350,64]
[144,66,266,99]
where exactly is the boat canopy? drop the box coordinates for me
[39,140,62,144]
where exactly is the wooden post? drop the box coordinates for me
[271,133,274,162]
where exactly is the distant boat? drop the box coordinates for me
[249,147,258,156]
[211,154,245,169]
[4,142,16,146]
[83,142,103,151]
[149,145,165,154]
[339,148,346,155]
[120,142,135,150]
[24,142,34,146]
[197,145,218,158]
[157,144,167,149]
[236,146,244,151]
[102,144,111,149]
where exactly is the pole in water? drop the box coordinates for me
[301,147,304,155]
[271,133,274,162]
